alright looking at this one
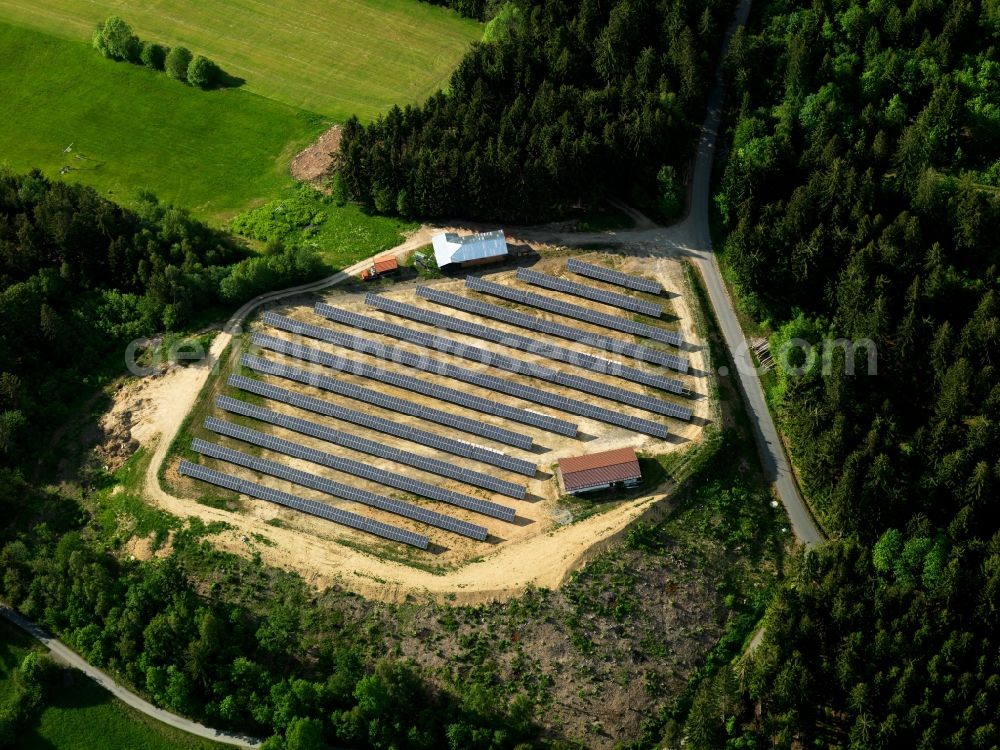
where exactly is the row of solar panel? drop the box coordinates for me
[241,354,532,449]
[227,375,536,476]
[192,439,490,541]
[365,293,679,391]
[217,393,527,499]
[516,267,663,317]
[263,315,591,435]
[476,273,682,347]
[416,286,689,373]
[254,331,580,438]
[266,314,671,437]
[179,461,429,549]
[204,417,517,522]
[567,258,663,294]
[314,304,692,420]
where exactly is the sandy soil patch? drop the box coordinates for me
[124,532,174,562]
[290,124,342,184]
[120,233,714,604]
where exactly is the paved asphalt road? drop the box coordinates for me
[678,0,823,545]
[682,0,823,546]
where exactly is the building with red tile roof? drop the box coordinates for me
[558,447,641,494]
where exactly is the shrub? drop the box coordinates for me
[165,46,193,82]
[187,55,219,89]
[657,165,684,221]
[140,41,168,70]
[92,16,140,63]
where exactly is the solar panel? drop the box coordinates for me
[365,293,682,390]
[178,460,428,549]
[515,268,664,318]
[191,439,489,541]
[240,355,532,449]
[566,258,663,294]
[267,314,676,435]
[314,303,692,420]
[468,275,682,346]
[253,327,579,437]
[415,286,690,373]
[203,417,517,522]
[216,393,529,498]
[226,375,536,476]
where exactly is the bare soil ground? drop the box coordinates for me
[124,531,174,562]
[112,240,714,603]
[361,537,729,746]
[290,124,341,184]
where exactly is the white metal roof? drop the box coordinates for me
[432,230,507,268]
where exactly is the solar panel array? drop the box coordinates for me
[567,258,663,294]
[203,417,517,522]
[366,293,681,391]
[192,439,489,541]
[468,275,682,346]
[241,355,531,449]
[255,327,578,437]
[416,286,690,373]
[179,460,428,549]
[314,303,692,419]
[226,376,535,476]
[216,394,528,498]
[266,315,671,436]
[515,268,663,317]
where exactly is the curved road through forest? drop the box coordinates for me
[518,0,823,545]
[1,0,817,745]
[673,0,823,545]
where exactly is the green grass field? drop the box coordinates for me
[0,621,225,749]
[0,22,324,219]
[0,0,482,120]
[229,186,419,269]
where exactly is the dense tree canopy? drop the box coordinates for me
[165,46,193,82]
[92,15,140,63]
[0,170,321,471]
[0,524,537,749]
[670,0,1000,746]
[140,41,168,71]
[339,0,733,221]
[187,55,220,89]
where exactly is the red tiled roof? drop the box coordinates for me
[372,257,398,273]
[559,447,641,492]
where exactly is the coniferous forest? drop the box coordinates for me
[669,0,1000,746]
[339,0,732,221]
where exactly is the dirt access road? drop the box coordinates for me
[139,246,702,602]
[139,230,439,527]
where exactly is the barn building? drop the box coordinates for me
[558,447,642,495]
[432,230,508,269]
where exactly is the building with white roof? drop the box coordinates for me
[432,230,508,269]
